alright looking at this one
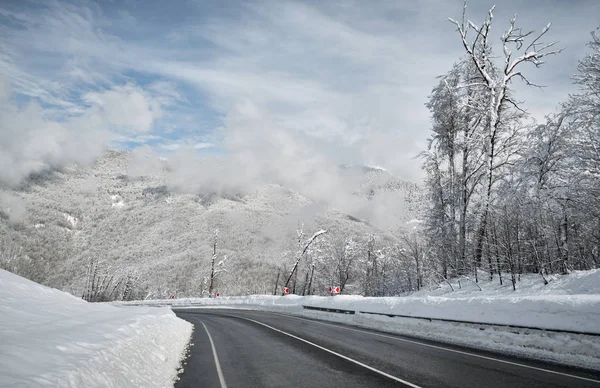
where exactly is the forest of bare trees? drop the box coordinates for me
[421,5,599,289]
[276,5,600,297]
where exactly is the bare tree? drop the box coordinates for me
[397,232,425,291]
[449,2,561,272]
[208,229,227,296]
[333,236,358,293]
[272,266,281,295]
[282,228,327,295]
[82,258,130,302]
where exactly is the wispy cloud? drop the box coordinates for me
[1,0,598,192]
[0,75,111,186]
[82,84,162,133]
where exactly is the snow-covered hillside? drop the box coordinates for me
[0,150,421,298]
[0,269,192,388]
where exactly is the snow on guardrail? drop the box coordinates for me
[122,269,600,335]
[121,292,600,335]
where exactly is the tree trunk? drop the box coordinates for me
[301,270,309,296]
[292,266,298,294]
[515,216,523,281]
[486,231,493,282]
[273,267,280,295]
[307,265,315,295]
[560,207,569,274]
[208,233,217,297]
[448,142,457,277]
[339,259,352,293]
[492,222,503,286]
[414,250,422,291]
[474,210,488,267]
[373,254,379,296]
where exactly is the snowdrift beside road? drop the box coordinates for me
[0,269,192,388]
[128,269,600,334]
[290,294,600,334]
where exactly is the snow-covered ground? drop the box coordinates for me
[125,269,600,370]
[0,269,192,388]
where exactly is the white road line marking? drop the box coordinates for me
[200,320,228,388]
[264,311,600,384]
[240,316,422,388]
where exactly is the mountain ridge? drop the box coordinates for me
[0,150,423,298]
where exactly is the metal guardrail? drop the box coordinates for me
[302,305,355,314]
[302,305,600,337]
[120,301,598,337]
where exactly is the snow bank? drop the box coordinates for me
[126,270,600,334]
[319,269,600,335]
[0,269,192,388]
[128,293,600,333]
[300,310,600,371]
[289,294,600,334]
[411,268,600,297]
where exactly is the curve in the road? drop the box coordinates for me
[273,311,600,384]
[241,316,422,387]
[175,309,600,388]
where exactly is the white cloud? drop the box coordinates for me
[0,192,27,224]
[0,77,108,186]
[146,0,597,180]
[128,145,163,177]
[115,134,163,145]
[193,142,213,149]
[0,75,10,102]
[157,141,213,151]
[82,84,161,133]
[0,75,162,186]
[2,0,599,210]
[160,143,182,151]
[145,102,411,229]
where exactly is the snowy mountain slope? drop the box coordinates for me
[0,150,420,298]
[0,269,192,388]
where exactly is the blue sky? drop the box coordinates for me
[1,0,599,184]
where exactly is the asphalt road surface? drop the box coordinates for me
[174,309,600,388]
